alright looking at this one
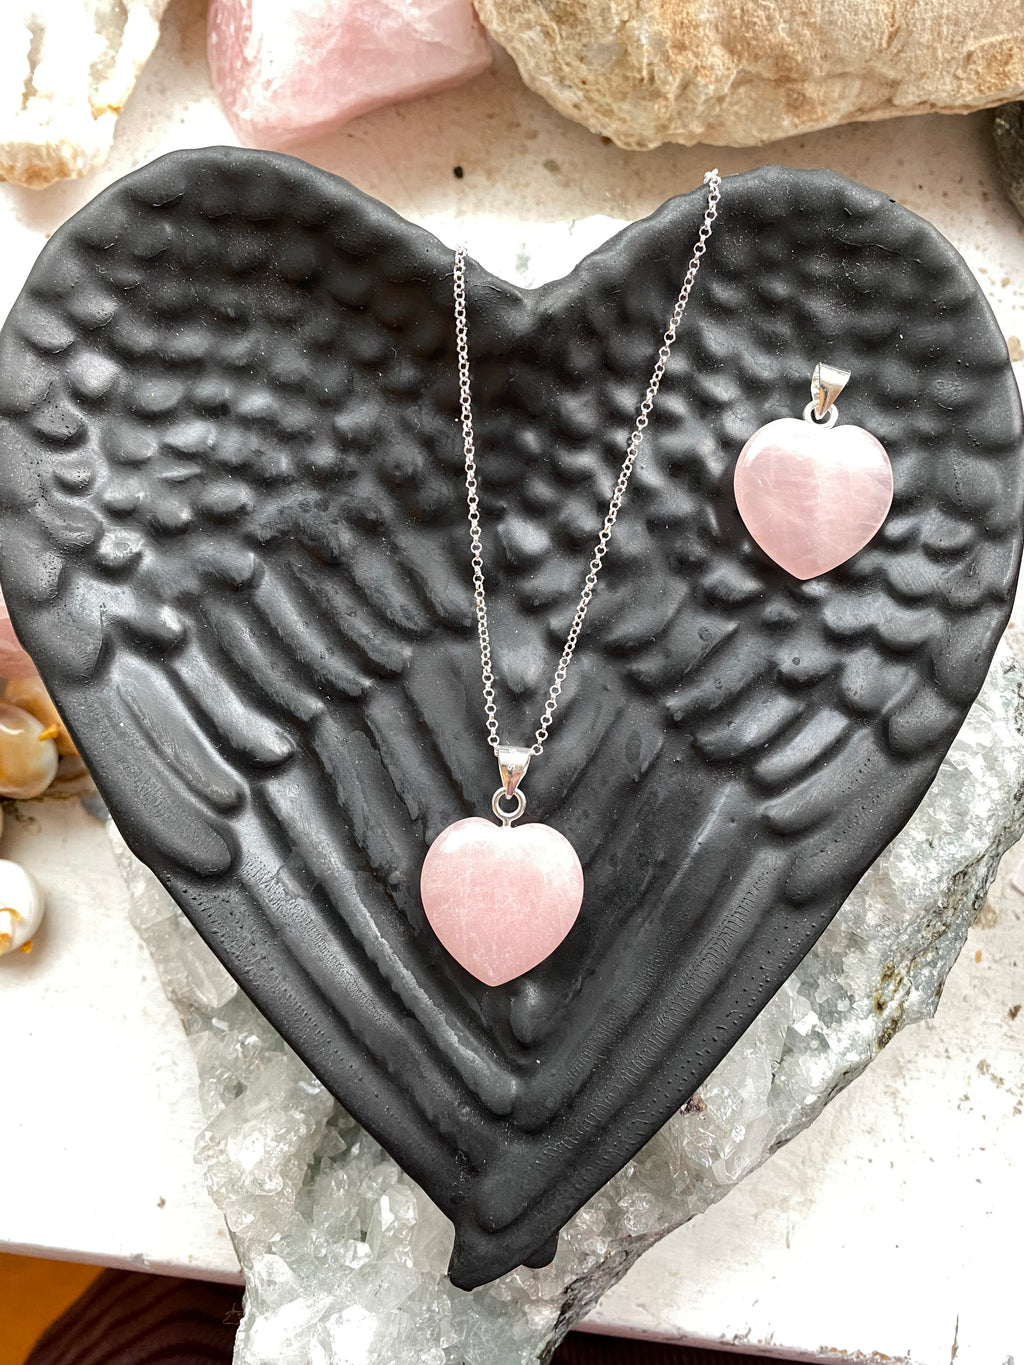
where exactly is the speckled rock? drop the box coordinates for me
[475,0,1024,150]
[994,102,1024,221]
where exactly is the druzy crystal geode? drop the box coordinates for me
[111,641,1024,1365]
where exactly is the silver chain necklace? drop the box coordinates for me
[419,172,722,990]
[453,169,721,821]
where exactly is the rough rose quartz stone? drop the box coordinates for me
[420,817,584,986]
[733,416,894,580]
[0,585,36,678]
[207,0,493,149]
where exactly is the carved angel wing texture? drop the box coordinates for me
[0,149,1019,1287]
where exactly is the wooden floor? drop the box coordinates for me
[0,1259,758,1365]
[0,1255,101,1365]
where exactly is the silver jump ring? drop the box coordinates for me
[803,401,838,430]
[491,787,527,826]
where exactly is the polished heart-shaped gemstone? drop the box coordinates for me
[734,416,894,579]
[420,818,584,986]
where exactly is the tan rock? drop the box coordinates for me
[0,0,170,189]
[475,0,1024,149]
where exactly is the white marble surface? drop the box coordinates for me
[1,1,1023,1361]
[0,801,236,1281]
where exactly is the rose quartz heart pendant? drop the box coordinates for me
[420,818,584,986]
[733,366,893,580]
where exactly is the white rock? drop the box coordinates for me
[0,0,170,189]
[0,859,44,958]
[474,0,1024,150]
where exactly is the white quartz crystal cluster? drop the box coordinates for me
[0,0,170,188]
[110,640,1024,1365]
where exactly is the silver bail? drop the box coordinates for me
[810,363,851,420]
[497,745,532,798]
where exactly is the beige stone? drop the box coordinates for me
[475,0,1024,150]
[0,0,170,189]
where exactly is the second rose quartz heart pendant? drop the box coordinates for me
[734,364,893,580]
[421,818,584,986]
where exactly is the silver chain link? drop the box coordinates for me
[454,170,722,760]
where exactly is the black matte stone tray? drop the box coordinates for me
[0,148,1019,1288]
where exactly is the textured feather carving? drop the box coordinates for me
[0,149,1019,1288]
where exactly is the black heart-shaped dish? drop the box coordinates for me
[0,149,1019,1288]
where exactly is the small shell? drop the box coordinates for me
[4,677,78,757]
[0,861,45,959]
[0,702,60,798]
[47,753,95,798]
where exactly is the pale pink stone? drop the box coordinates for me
[734,416,894,580]
[420,817,583,986]
[208,0,493,149]
[0,585,36,679]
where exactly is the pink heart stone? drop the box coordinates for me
[420,818,584,986]
[733,417,894,580]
